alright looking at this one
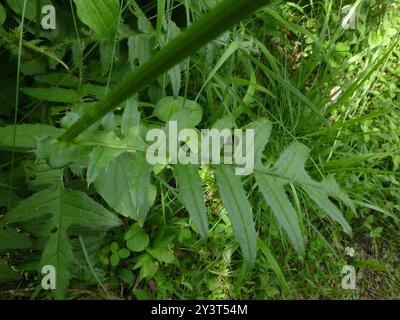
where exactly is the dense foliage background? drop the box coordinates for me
[0,0,399,299]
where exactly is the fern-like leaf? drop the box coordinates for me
[215,166,257,267]
[252,119,353,255]
[4,187,121,298]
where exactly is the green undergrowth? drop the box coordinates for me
[0,0,399,299]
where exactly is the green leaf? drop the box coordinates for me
[119,268,135,284]
[122,98,140,136]
[73,0,120,37]
[78,84,108,100]
[6,0,52,21]
[168,64,181,98]
[0,125,63,151]
[23,159,63,190]
[60,0,270,142]
[134,253,157,280]
[264,143,353,235]
[214,166,257,267]
[241,118,354,256]
[118,248,130,259]
[0,4,6,26]
[247,118,272,165]
[34,73,80,88]
[0,260,18,283]
[94,152,156,222]
[241,116,347,264]
[22,88,78,103]
[38,127,146,175]
[4,187,121,299]
[154,96,203,128]
[0,223,32,250]
[125,224,149,252]
[255,173,305,255]
[110,253,120,267]
[147,246,175,264]
[174,164,208,238]
[87,147,124,185]
[128,34,153,68]
[250,118,304,255]
[36,136,91,168]
[110,242,119,253]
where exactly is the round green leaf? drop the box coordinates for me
[118,248,130,259]
[125,225,149,252]
[110,242,119,254]
[110,253,120,267]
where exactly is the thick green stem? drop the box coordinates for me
[59,0,269,142]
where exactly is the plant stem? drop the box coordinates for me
[59,0,270,142]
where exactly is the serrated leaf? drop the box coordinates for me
[23,159,63,190]
[250,118,353,255]
[0,223,32,250]
[87,147,124,185]
[168,65,181,98]
[212,115,236,131]
[134,254,156,280]
[128,34,153,68]
[247,118,272,165]
[302,176,353,235]
[38,127,146,173]
[22,88,78,103]
[255,173,304,255]
[174,164,208,238]
[267,143,352,235]
[100,39,120,76]
[34,74,80,88]
[4,187,121,298]
[36,136,91,168]
[122,98,140,136]
[73,0,120,37]
[154,96,202,128]
[94,153,156,222]
[0,260,18,283]
[0,125,63,151]
[78,84,108,100]
[214,166,257,267]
